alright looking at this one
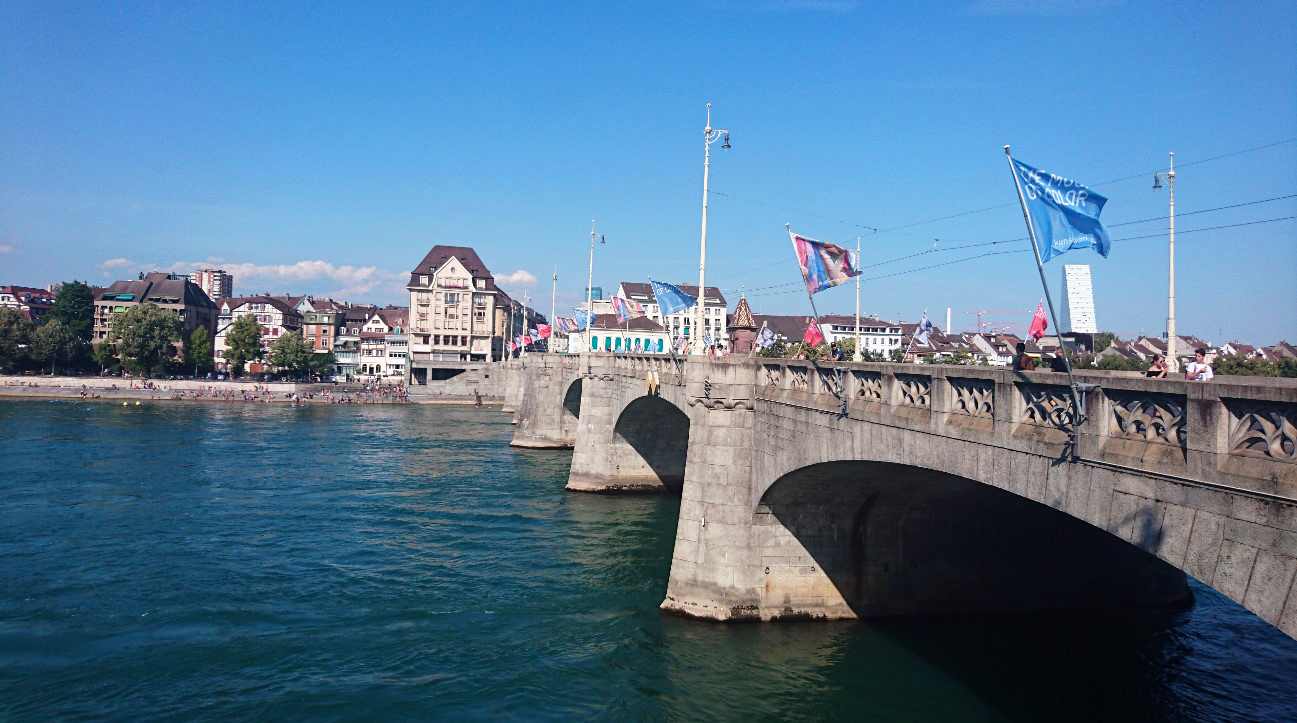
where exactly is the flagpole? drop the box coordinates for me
[1005,145,1086,436]
[853,236,862,361]
[550,266,556,354]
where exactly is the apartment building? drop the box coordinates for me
[93,272,218,344]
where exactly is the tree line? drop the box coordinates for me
[0,281,333,379]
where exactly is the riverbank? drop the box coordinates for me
[0,375,408,405]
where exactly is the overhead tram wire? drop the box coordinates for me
[736,214,1296,299]
[712,193,1296,289]
[705,138,1297,244]
[875,137,1297,233]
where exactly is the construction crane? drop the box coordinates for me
[963,310,1030,335]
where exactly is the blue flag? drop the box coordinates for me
[1011,159,1110,262]
[573,309,596,330]
[650,280,697,317]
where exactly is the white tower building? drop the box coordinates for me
[1061,264,1098,334]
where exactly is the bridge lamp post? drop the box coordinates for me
[1153,152,1176,373]
[694,103,730,355]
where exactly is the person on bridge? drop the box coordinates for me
[1012,342,1035,371]
[1050,349,1069,372]
[1145,354,1168,378]
[829,343,843,361]
[1185,349,1215,381]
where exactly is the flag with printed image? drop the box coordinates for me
[1010,158,1111,262]
[914,313,934,346]
[803,319,825,347]
[509,341,518,352]
[674,336,689,353]
[537,323,551,339]
[612,296,646,324]
[650,280,697,316]
[789,229,862,295]
[1028,301,1049,340]
[633,339,643,353]
[574,309,596,331]
[756,324,777,349]
[515,335,525,348]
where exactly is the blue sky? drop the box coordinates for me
[2,1,1294,344]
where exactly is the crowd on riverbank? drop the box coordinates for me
[0,376,411,405]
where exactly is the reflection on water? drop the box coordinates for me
[0,399,1294,720]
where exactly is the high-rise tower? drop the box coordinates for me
[1061,264,1097,334]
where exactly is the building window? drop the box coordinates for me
[445,293,460,304]
[420,275,429,286]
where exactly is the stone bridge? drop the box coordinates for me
[500,353,1297,639]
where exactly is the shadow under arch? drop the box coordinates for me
[562,378,582,421]
[759,460,1189,618]
[609,395,690,494]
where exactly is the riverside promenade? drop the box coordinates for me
[0,375,409,405]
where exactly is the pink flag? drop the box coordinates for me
[509,342,518,351]
[1028,301,1048,340]
[537,323,552,339]
[803,319,825,347]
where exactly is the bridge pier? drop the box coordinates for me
[510,356,580,449]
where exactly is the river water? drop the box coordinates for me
[1,399,1295,721]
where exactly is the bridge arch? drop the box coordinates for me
[606,395,691,494]
[560,378,582,444]
[756,460,1189,619]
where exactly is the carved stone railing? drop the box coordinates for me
[895,374,931,408]
[852,370,883,401]
[1018,383,1075,431]
[1225,399,1297,463]
[949,378,994,419]
[1107,390,1187,447]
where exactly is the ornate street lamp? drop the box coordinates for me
[694,103,730,355]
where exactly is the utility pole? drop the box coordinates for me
[1155,153,1177,372]
[853,236,862,361]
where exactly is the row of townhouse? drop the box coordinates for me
[212,294,409,379]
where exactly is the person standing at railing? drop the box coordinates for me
[1012,342,1035,371]
[1185,349,1214,381]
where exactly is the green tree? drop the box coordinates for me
[1280,358,1297,378]
[309,350,336,379]
[757,340,786,358]
[1092,332,1117,354]
[92,341,119,374]
[889,348,905,363]
[947,348,976,365]
[0,307,36,373]
[1096,354,1147,372]
[1211,354,1280,377]
[187,327,215,377]
[224,315,263,377]
[31,319,84,375]
[47,280,96,340]
[269,331,313,378]
[112,302,183,376]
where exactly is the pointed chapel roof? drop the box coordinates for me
[729,297,756,329]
